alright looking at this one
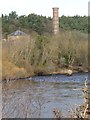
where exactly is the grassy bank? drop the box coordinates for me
[2,30,88,80]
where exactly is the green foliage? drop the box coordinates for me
[60,15,88,33]
[2,12,52,36]
[2,11,88,37]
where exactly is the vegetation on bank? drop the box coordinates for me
[1,12,88,80]
[2,30,88,80]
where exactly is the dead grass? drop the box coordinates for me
[2,60,28,80]
[2,30,88,80]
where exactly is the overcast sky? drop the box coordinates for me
[0,0,89,17]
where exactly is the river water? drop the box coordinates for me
[2,72,88,118]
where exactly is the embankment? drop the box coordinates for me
[2,30,88,80]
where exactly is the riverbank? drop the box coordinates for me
[2,60,29,81]
[2,60,89,81]
[2,30,88,81]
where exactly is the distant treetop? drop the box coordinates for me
[2,11,88,36]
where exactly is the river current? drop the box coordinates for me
[2,72,88,118]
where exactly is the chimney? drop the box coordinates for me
[52,7,59,35]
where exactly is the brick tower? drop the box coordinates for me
[52,7,59,35]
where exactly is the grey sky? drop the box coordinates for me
[0,0,89,17]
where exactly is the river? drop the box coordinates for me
[2,72,88,118]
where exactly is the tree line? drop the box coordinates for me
[2,11,88,36]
